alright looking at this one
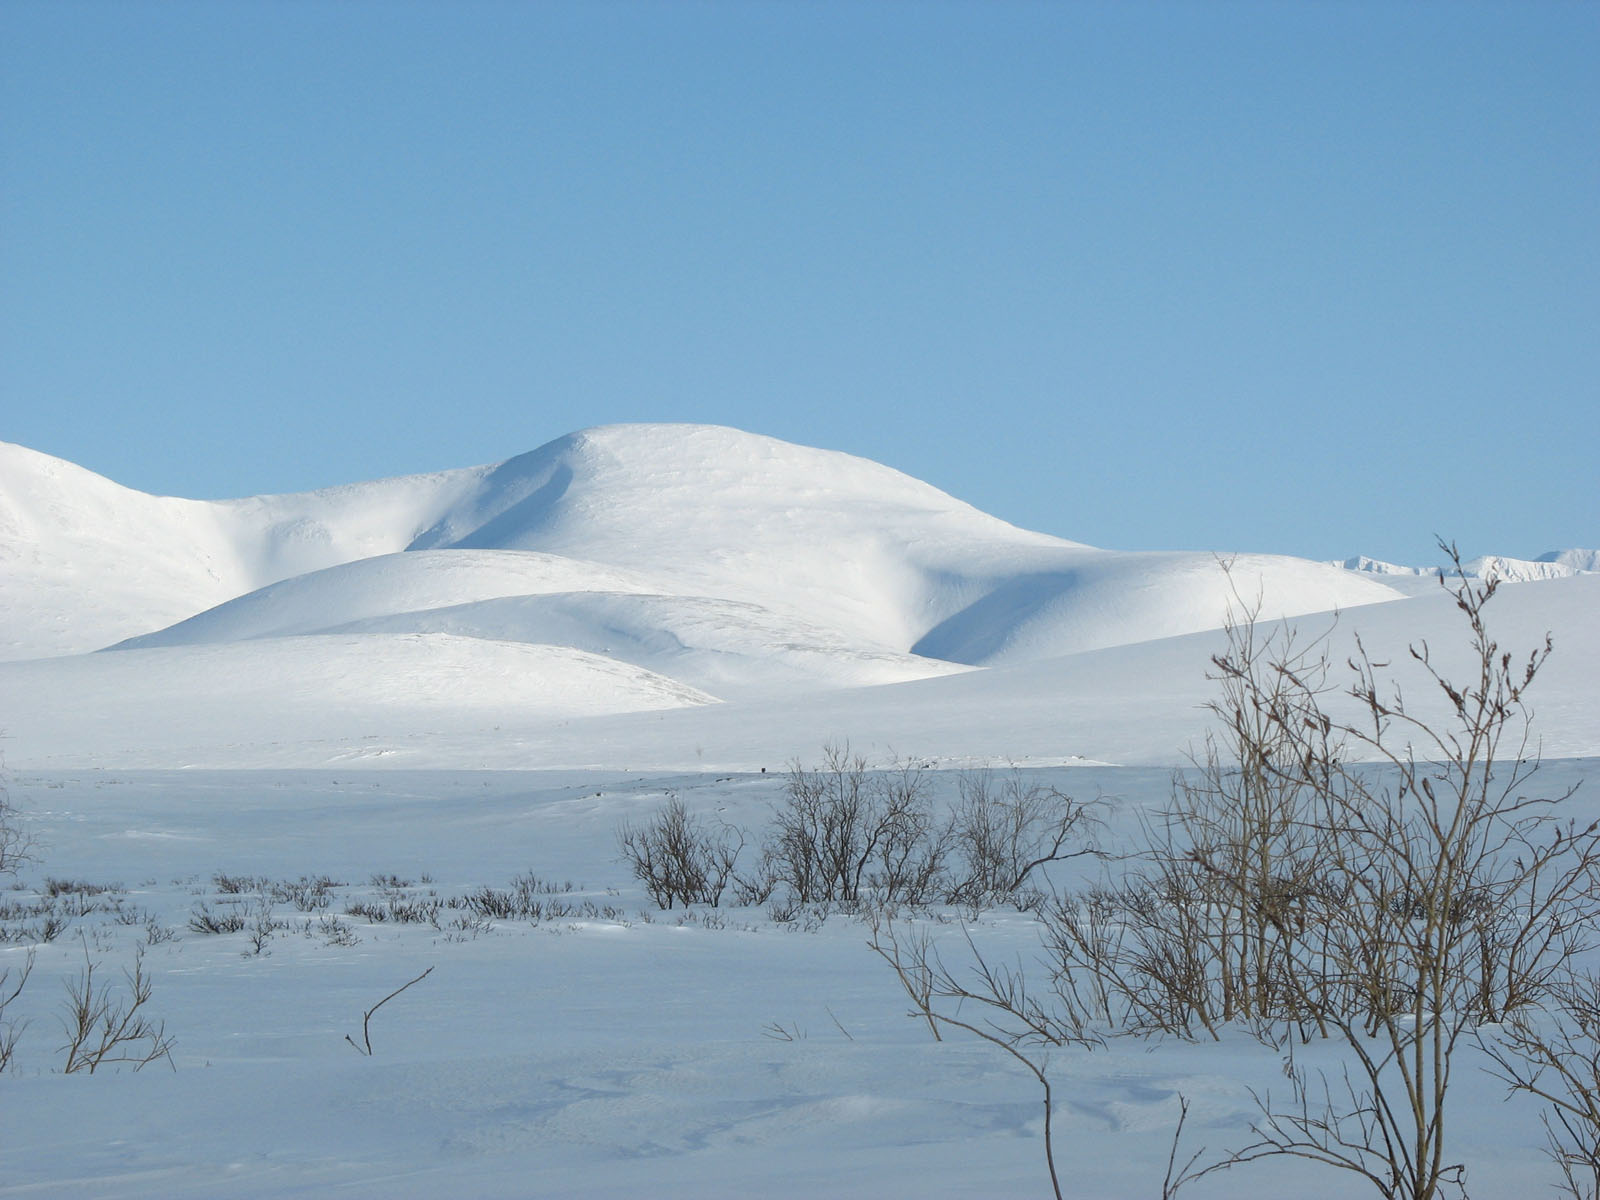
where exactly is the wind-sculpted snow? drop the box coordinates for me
[111,550,677,649]
[0,438,490,659]
[22,421,1599,759]
[0,633,718,768]
[913,550,1399,664]
[5,572,1594,772]
[411,424,1092,649]
[111,548,973,699]
[1540,548,1600,573]
[319,591,973,698]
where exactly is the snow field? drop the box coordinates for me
[0,762,1587,1197]
[2,423,1596,1197]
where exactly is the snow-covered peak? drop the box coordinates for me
[1334,549,1599,588]
[411,424,1073,556]
[1535,548,1600,573]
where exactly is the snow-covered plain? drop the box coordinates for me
[0,424,1595,1197]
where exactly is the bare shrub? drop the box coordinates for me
[0,772,36,880]
[188,901,247,935]
[617,795,744,909]
[58,943,175,1074]
[43,878,120,899]
[1042,873,1228,1040]
[730,862,778,908]
[863,544,1595,1200]
[946,767,1098,908]
[1187,545,1600,1199]
[33,913,66,944]
[454,885,519,920]
[1481,970,1600,1199]
[313,913,361,946]
[765,744,950,907]
[212,871,266,895]
[43,879,126,920]
[0,948,34,1071]
[244,900,283,955]
[1051,629,1339,1042]
[267,875,341,911]
[0,897,58,945]
[871,762,951,905]
[348,878,444,926]
[346,896,442,925]
[383,894,443,926]
[439,912,491,941]
[452,872,586,922]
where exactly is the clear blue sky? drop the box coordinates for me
[2,1,1595,565]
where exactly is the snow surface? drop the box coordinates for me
[1333,547,1600,593]
[0,423,1595,1197]
[4,424,1405,668]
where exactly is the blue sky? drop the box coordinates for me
[2,1,1595,565]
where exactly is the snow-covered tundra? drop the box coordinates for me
[0,425,1595,1197]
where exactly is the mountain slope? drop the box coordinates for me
[2,425,1405,670]
[0,438,492,660]
[5,423,1594,769]
[112,550,972,698]
[4,573,1593,771]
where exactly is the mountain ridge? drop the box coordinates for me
[13,420,1582,697]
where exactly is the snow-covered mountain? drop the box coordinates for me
[4,423,1593,771]
[3,424,1400,664]
[1334,548,1600,588]
[0,438,490,661]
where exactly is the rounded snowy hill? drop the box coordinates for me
[0,438,487,660]
[4,423,1405,675]
[395,425,1406,660]
[11,422,1600,770]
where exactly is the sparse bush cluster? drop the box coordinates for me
[871,549,1600,1200]
[176,869,628,948]
[187,901,250,936]
[346,878,444,928]
[188,874,355,951]
[617,747,1097,918]
[946,768,1093,910]
[618,796,744,909]
[1,878,173,949]
[764,752,949,908]
[214,872,340,911]
[453,872,622,924]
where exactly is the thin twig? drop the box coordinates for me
[345,965,434,1056]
